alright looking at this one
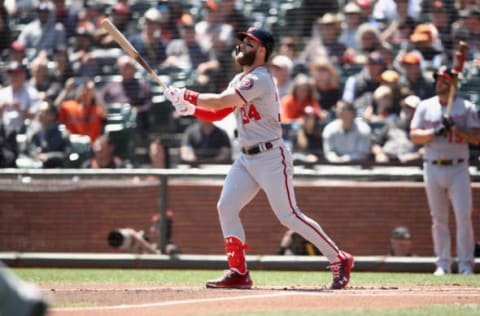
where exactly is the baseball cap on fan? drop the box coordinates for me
[237,28,275,60]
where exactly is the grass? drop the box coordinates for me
[13,268,480,287]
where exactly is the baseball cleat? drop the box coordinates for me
[330,251,354,290]
[206,270,253,289]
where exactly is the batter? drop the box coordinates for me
[164,28,353,289]
[410,66,480,275]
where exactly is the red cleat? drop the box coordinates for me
[206,270,253,289]
[330,251,354,289]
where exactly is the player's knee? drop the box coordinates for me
[277,212,298,229]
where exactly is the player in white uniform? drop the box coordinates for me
[164,28,353,289]
[410,66,480,275]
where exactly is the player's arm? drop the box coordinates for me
[410,128,436,145]
[193,87,244,110]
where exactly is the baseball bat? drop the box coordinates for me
[445,41,468,117]
[101,18,167,89]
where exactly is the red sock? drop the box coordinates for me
[225,236,248,274]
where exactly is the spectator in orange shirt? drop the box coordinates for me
[280,73,326,125]
[58,78,106,143]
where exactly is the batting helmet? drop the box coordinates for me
[237,28,275,61]
[433,66,455,82]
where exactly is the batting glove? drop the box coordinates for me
[173,100,195,116]
[442,115,455,130]
[433,124,447,137]
[164,86,185,104]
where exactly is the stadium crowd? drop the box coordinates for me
[0,0,479,169]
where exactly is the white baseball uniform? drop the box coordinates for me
[217,66,341,262]
[410,95,479,272]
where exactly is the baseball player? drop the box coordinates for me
[410,66,480,275]
[164,28,353,289]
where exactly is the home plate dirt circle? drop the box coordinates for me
[47,285,480,316]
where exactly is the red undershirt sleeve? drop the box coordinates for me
[194,106,235,122]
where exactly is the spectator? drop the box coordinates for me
[0,2,12,57]
[0,61,40,135]
[0,123,17,168]
[101,55,153,134]
[300,13,346,66]
[29,54,53,100]
[452,6,480,59]
[322,100,372,163]
[219,0,248,33]
[70,25,101,78]
[95,2,135,48]
[294,108,324,163]
[363,85,398,124]
[347,22,383,63]
[310,57,341,115]
[58,78,106,143]
[163,19,218,89]
[17,1,67,60]
[280,73,325,125]
[82,133,126,168]
[277,35,306,76]
[408,23,446,70]
[78,0,106,31]
[21,101,71,168]
[180,119,231,165]
[45,46,74,103]
[429,0,454,54]
[371,94,423,163]
[277,229,321,256]
[339,2,363,51]
[7,41,27,64]
[377,0,417,48]
[342,51,386,115]
[129,7,167,70]
[397,51,435,100]
[52,0,79,40]
[270,55,293,100]
[388,226,415,256]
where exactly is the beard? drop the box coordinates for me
[235,49,256,66]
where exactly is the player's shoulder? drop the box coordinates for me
[417,96,437,108]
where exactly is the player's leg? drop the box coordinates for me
[206,157,260,289]
[448,166,474,274]
[254,146,353,289]
[424,165,451,274]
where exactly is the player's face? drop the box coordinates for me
[435,76,451,95]
[236,37,259,66]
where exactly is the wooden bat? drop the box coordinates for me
[446,41,468,117]
[101,18,167,89]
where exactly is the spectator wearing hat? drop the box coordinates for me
[371,94,423,164]
[78,0,107,30]
[343,50,386,115]
[397,51,435,100]
[29,55,54,99]
[408,23,446,70]
[17,1,67,60]
[52,0,79,40]
[300,13,346,66]
[378,0,417,48]
[388,226,415,256]
[339,2,364,51]
[270,55,293,100]
[128,8,167,69]
[0,61,41,135]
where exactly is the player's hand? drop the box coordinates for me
[164,86,185,104]
[433,124,447,137]
[442,115,455,130]
[173,100,195,116]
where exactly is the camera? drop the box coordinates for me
[107,228,135,250]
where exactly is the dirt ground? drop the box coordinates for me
[45,284,480,316]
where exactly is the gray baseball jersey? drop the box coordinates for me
[229,66,282,148]
[410,95,479,273]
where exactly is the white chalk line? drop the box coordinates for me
[53,289,480,312]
